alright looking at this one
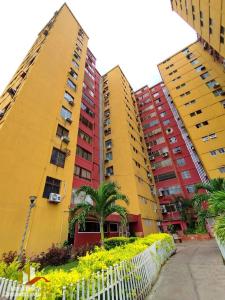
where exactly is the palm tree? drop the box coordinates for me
[192,178,225,231]
[193,178,225,210]
[69,181,129,247]
[208,191,225,216]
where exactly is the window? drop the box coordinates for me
[186,185,195,193]
[80,115,93,130]
[79,222,100,232]
[184,99,196,106]
[106,166,114,175]
[155,98,161,104]
[143,120,159,129]
[196,121,208,128]
[109,223,118,232]
[61,107,72,120]
[67,78,76,91]
[106,152,112,160]
[72,59,79,69]
[177,158,186,166]
[81,103,94,117]
[50,148,66,168]
[76,146,92,161]
[200,72,209,79]
[219,166,225,173]
[43,176,61,198]
[181,170,191,179]
[163,119,170,126]
[195,65,205,72]
[191,59,199,65]
[206,80,217,88]
[160,185,182,196]
[160,111,166,118]
[64,91,74,104]
[190,109,202,117]
[73,51,80,61]
[169,137,177,144]
[153,92,159,98]
[69,68,78,79]
[218,148,225,154]
[213,89,225,96]
[221,36,224,44]
[75,165,91,181]
[56,124,69,138]
[83,93,95,107]
[78,129,92,144]
[202,133,217,142]
[173,147,181,154]
[220,100,225,108]
[105,139,112,148]
[154,171,176,182]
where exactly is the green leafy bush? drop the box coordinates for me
[214,216,225,243]
[104,236,137,250]
[35,233,174,298]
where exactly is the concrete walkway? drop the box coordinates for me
[146,240,225,300]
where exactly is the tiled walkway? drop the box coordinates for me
[146,240,225,300]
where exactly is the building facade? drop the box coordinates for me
[158,41,225,180]
[170,0,225,58]
[0,4,89,255]
[135,82,203,232]
[102,66,161,237]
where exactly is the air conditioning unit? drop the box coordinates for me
[151,166,156,170]
[147,173,152,178]
[48,193,61,203]
[150,156,155,161]
[68,99,74,106]
[200,66,206,71]
[0,110,4,117]
[148,146,151,150]
[65,116,72,124]
[61,136,70,144]
[106,144,112,150]
[162,152,169,158]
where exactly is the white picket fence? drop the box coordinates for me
[215,237,225,262]
[0,239,175,299]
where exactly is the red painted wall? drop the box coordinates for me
[135,82,202,232]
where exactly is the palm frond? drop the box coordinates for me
[208,191,225,215]
[104,193,129,209]
[104,204,128,225]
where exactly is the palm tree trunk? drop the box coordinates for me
[100,218,105,248]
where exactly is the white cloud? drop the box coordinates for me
[0,0,196,93]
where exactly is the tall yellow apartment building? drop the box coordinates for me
[102,66,161,236]
[0,4,88,255]
[158,41,225,179]
[171,0,225,58]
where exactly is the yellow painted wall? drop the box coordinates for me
[158,41,225,180]
[171,0,225,58]
[102,66,161,235]
[0,4,88,255]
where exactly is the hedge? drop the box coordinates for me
[104,236,137,250]
[35,233,174,298]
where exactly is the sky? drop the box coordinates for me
[0,0,196,93]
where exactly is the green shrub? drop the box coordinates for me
[214,216,225,243]
[104,236,137,250]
